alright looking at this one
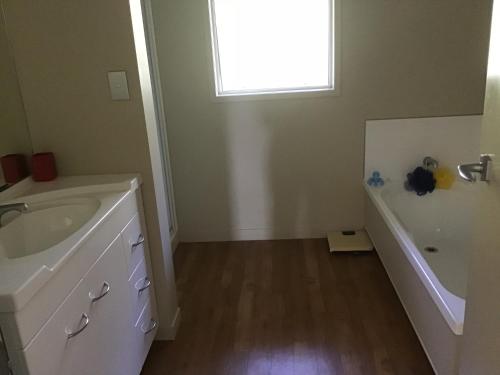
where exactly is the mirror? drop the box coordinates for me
[0,8,32,186]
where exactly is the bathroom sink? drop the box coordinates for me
[0,197,100,259]
[0,174,141,313]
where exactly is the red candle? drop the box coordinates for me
[1,154,28,184]
[32,152,57,182]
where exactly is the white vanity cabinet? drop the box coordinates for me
[0,182,159,375]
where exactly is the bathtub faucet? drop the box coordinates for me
[423,156,439,170]
[458,154,493,183]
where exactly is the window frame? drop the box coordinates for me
[207,0,340,100]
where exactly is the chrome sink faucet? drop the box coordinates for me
[0,203,28,227]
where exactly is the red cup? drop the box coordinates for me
[32,152,57,181]
[1,154,28,184]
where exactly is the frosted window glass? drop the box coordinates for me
[210,0,333,95]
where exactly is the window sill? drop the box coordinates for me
[212,87,340,103]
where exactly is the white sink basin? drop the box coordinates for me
[0,198,100,259]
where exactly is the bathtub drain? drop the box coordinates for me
[424,246,438,253]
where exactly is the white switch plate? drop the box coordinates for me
[107,71,130,100]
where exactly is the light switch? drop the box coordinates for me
[107,71,130,100]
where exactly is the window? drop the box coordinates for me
[209,0,335,97]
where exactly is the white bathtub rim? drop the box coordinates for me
[365,183,465,335]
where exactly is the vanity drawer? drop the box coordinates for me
[11,236,131,375]
[131,299,157,374]
[121,214,146,277]
[129,258,153,324]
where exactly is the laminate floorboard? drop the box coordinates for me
[141,239,434,375]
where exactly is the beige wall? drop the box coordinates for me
[459,73,500,372]
[1,0,178,338]
[459,1,500,372]
[0,8,31,184]
[151,0,491,241]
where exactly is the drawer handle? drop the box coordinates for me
[131,234,145,250]
[141,319,158,335]
[66,313,90,339]
[89,281,111,302]
[136,277,151,293]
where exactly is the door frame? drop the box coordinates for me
[141,0,179,249]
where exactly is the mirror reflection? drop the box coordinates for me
[0,8,32,186]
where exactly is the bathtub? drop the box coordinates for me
[365,181,476,375]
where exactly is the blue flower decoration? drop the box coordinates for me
[367,171,384,187]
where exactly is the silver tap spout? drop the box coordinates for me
[0,203,28,227]
[458,154,493,182]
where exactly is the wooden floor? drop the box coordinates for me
[141,239,434,375]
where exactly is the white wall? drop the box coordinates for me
[365,115,482,182]
[152,0,491,242]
